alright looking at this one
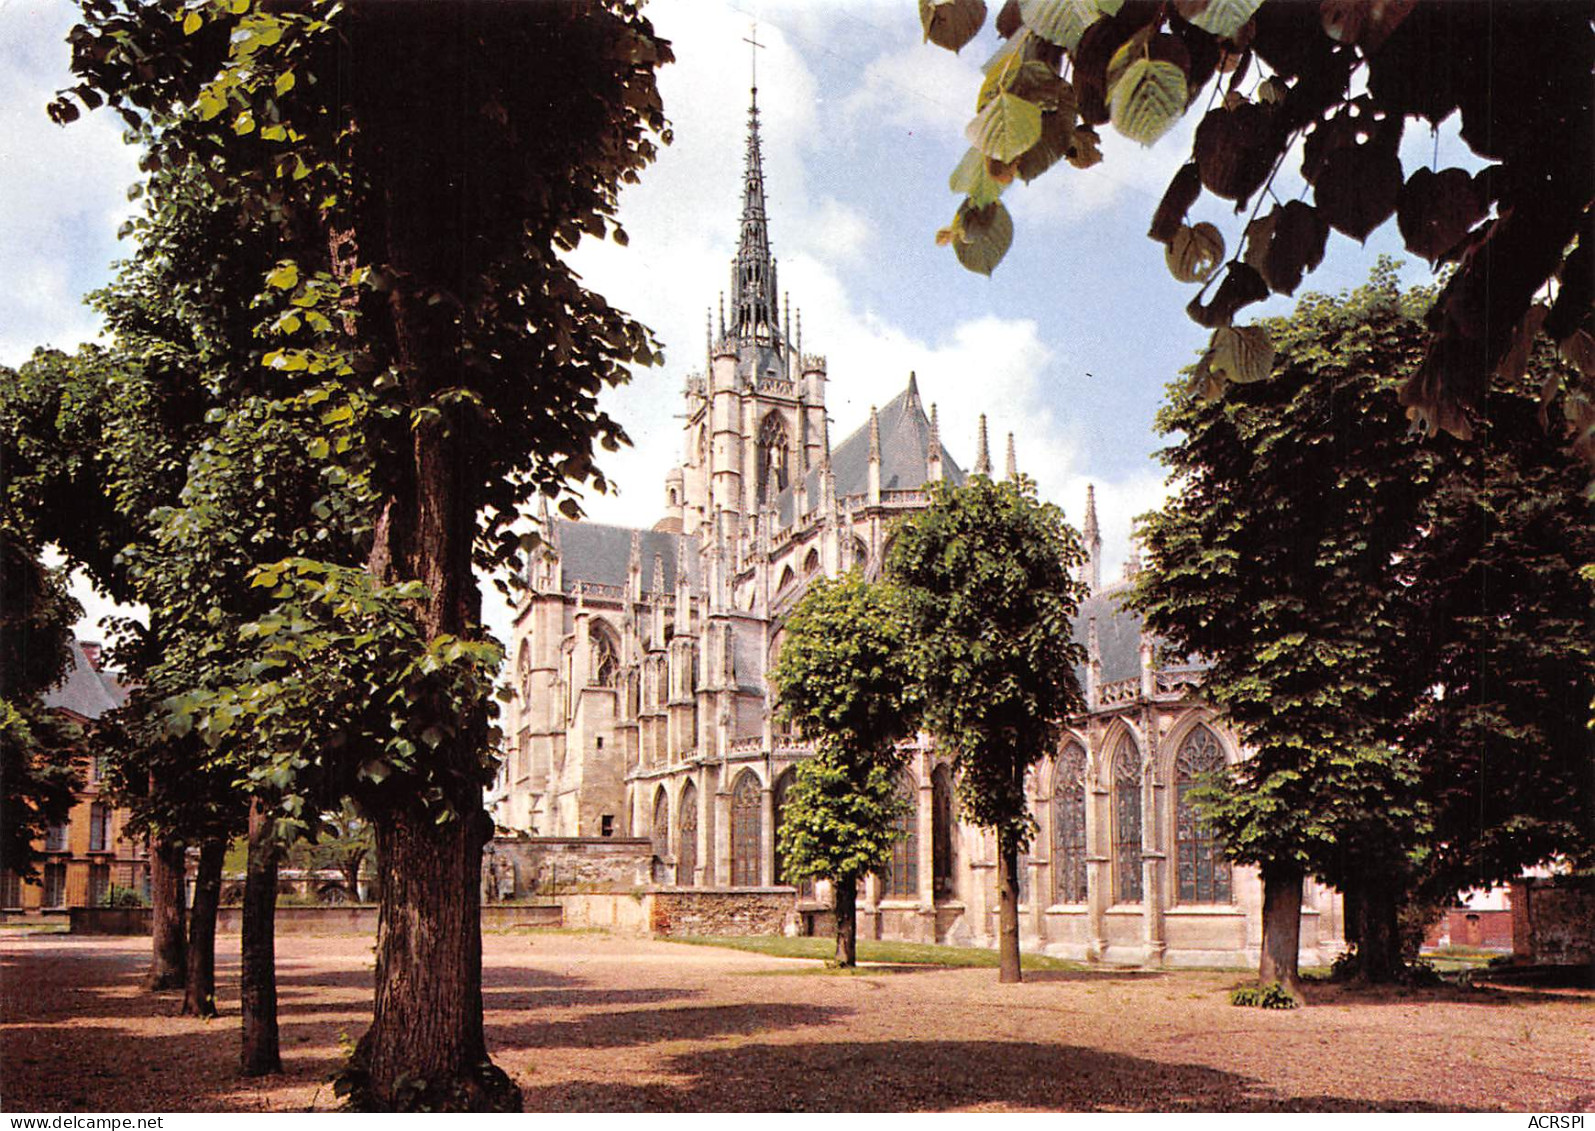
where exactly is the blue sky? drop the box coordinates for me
[2,0,1456,647]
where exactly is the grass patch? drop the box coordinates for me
[1421,945,1502,972]
[665,934,1085,971]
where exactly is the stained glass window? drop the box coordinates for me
[882,774,919,898]
[1053,744,1088,904]
[678,783,698,886]
[1113,738,1143,903]
[932,765,955,899]
[730,770,762,886]
[1175,725,1232,904]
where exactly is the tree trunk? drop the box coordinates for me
[240,801,282,1076]
[996,827,1022,984]
[356,803,517,1110]
[833,876,858,967]
[182,837,225,1018]
[344,205,517,1111]
[1351,875,1403,983]
[341,850,366,902]
[1258,866,1303,1000]
[145,835,187,990]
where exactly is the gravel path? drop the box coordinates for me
[2,930,1591,1112]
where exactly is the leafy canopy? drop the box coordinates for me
[770,574,917,884]
[1130,261,1595,897]
[887,474,1088,841]
[923,0,1595,458]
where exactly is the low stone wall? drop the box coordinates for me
[1512,876,1595,965]
[69,907,152,935]
[552,892,650,933]
[647,888,797,937]
[206,904,562,934]
[487,836,654,897]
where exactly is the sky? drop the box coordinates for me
[1,0,1458,652]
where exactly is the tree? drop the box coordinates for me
[920,0,1595,461]
[887,474,1088,982]
[53,2,670,1106]
[0,529,84,882]
[770,574,916,966]
[1130,263,1595,988]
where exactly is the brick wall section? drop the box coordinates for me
[1512,877,1595,965]
[649,889,797,937]
[490,836,654,895]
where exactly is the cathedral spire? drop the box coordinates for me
[1005,432,1017,480]
[974,414,992,477]
[730,51,778,345]
[1083,484,1102,593]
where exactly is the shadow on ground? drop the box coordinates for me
[516,1038,1491,1112]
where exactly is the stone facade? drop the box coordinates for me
[3,641,148,914]
[489,83,1345,968]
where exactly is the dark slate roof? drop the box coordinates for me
[554,520,699,595]
[1070,584,1145,688]
[780,377,966,522]
[43,639,123,721]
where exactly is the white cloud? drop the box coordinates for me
[0,2,142,367]
[841,41,981,138]
[1008,112,1200,228]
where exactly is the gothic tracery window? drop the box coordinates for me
[757,412,790,499]
[730,770,763,886]
[590,622,619,688]
[882,773,919,899]
[1052,744,1088,905]
[932,764,955,899]
[1175,725,1233,904]
[1113,736,1144,904]
[678,783,698,886]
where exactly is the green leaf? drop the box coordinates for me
[1109,58,1188,146]
[949,147,1008,207]
[921,0,989,52]
[266,262,299,290]
[1206,324,1275,385]
[182,10,203,35]
[966,92,1044,163]
[1165,222,1225,283]
[275,71,296,96]
[953,200,1014,276]
[1017,0,1102,53]
[1181,0,1265,39]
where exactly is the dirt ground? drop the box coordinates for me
[2,929,1591,1112]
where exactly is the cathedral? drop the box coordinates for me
[492,85,1344,967]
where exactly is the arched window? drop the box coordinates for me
[1113,736,1143,903]
[757,412,790,499]
[730,770,763,886]
[590,621,619,688]
[851,537,870,575]
[802,548,820,576]
[678,783,699,885]
[652,787,670,860]
[777,565,796,594]
[1175,725,1232,904]
[1052,743,1087,904]
[773,767,810,894]
[516,640,533,705]
[932,764,955,898]
[883,773,919,899]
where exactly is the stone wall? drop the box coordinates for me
[487,836,654,897]
[648,888,797,937]
[69,907,152,935]
[1512,876,1595,965]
